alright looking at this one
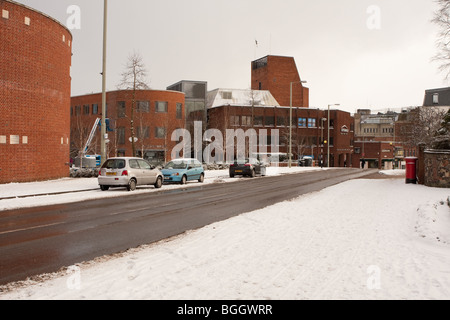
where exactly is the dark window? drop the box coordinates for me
[83,105,90,115]
[92,104,99,115]
[137,101,150,113]
[176,103,183,119]
[118,127,125,145]
[277,116,286,127]
[117,101,126,118]
[254,116,263,126]
[265,116,275,126]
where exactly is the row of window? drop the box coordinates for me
[116,126,169,144]
[363,127,394,134]
[71,101,183,119]
[229,116,334,128]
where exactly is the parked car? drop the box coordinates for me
[162,158,205,184]
[98,157,163,191]
[229,158,266,178]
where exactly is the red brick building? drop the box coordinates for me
[207,89,354,166]
[251,55,309,108]
[70,90,185,166]
[0,0,72,183]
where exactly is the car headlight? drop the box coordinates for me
[171,173,179,176]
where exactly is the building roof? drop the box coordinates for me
[206,89,280,109]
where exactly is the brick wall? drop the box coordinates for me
[0,0,72,183]
[251,55,308,108]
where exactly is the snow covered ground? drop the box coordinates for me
[1,168,450,300]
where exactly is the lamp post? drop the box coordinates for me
[327,104,340,168]
[289,80,307,168]
[320,117,326,168]
[100,0,108,166]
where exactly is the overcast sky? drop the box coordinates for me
[14,0,448,113]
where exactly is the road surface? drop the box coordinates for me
[0,168,373,285]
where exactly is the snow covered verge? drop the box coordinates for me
[0,176,449,300]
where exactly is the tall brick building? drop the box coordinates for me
[0,0,73,183]
[251,55,309,108]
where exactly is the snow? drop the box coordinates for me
[1,168,450,300]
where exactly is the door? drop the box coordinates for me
[137,159,156,185]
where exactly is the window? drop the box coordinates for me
[118,127,125,145]
[265,116,275,126]
[254,116,263,126]
[242,116,252,126]
[137,101,150,113]
[277,117,286,127]
[308,118,317,128]
[298,117,307,128]
[221,91,232,100]
[83,105,90,115]
[433,93,439,104]
[117,101,126,118]
[155,127,166,138]
[137,159,151,170]
[155,101,168,113]
[75,105,81,115]
[92,104,99,115]
[176,103,183,119]
[129,159,140,169]
[230,115,240,126]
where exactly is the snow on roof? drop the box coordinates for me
[206,89,280,109]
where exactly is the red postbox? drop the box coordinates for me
[405,157,418,184]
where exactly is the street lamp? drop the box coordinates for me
[289,80,307,168]
[327,104,340,168]
[320,117,326,168]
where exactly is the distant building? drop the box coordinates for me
[0,0,73,183]
[251,55,309,108]
[206,88,354,167]
[70,90,185,166]
[423,87,450,107]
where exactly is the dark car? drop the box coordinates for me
[229,158,266,178]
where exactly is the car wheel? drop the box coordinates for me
[198,173,204,183]
[100,185,109,191]
[230,173,234,178]
[250,169,256,178]
[181,175,187,185]
[154,176,163,189]
[127,179,137,191]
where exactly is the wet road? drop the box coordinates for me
[0,168,373,285]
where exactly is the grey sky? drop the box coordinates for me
[14,0,447,113]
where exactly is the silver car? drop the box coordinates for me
[98,157,163,191]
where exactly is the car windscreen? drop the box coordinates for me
[165,161,188,169]
[102,159,126,169]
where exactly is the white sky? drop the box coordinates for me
[13,0,450,113]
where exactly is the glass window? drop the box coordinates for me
[230,115,240,126]
[117,101,126,118]
[308,118,317,128]
[298,117,307,127]
[137,101,150,113]
[176,103,183,119]
[242,116,252,126]
[155,101,168,113]
[137,159,151,170]
[118,127,125,145]
[254,116,263,126]
[129,159,140,169]
[92,104,99,115]
[277,117,286,127]
[155,127,166,138]
[265,116,275,126]
[83,105,90,115]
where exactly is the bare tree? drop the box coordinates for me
[432,0,450,79]
[400,107,448,148]
[117,52,150,156]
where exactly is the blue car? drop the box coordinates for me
[162,158,205,184]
